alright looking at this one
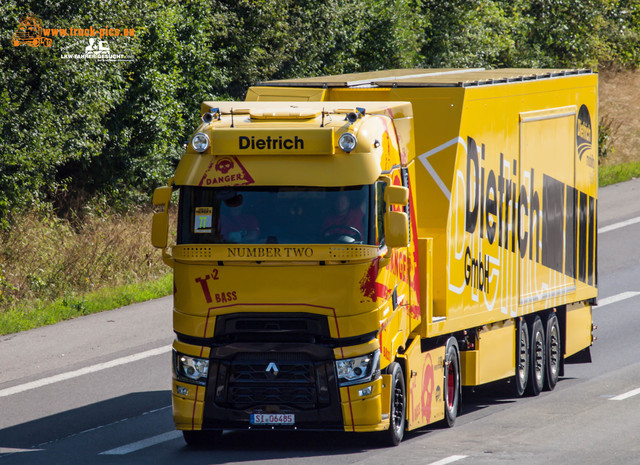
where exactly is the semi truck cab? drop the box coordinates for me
[152,101,424,445]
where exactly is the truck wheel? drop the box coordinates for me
[382,362,405,446]
[182,429,221,447]
[515,318,529,397]
[528,316,546,396]
[544,313,561,391]
[443,337,460,427]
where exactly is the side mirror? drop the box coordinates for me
[153,186,173,206]
[384,185,409,206]
[382,184,409,248]
[152,212,169,249]
[151,186,173,249]
[385,211,409,248]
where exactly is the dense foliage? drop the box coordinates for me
[1,0,639,223]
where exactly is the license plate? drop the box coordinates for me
[250,413,295,425]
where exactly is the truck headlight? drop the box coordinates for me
[173,350,209,386]
[336,350,380,386]
[191,132,210,152]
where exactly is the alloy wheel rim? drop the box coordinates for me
[517,327,528,385]
[534,330,545,384]
[549,324,560,378]
[392,377,404,432]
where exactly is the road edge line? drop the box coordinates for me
[0,345,172,398]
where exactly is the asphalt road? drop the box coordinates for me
[1,178,639,465]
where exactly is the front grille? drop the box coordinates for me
[232,353,314,383]
[211,352,332,410]
[230,385,317,407]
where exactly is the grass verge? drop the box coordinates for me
[0,273,172,335]
[599,161,640,187]
[0,208,176,335]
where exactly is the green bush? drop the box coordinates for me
[1,0,639,225]
[0,0,429,223]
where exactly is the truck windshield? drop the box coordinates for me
[178,185,374,245]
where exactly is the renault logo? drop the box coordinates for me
[265,362,279,376]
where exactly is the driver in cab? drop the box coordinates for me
[322,192,364,242]
[220,195,259,243]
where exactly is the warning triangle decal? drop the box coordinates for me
[198,156,255,187]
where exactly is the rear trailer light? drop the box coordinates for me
[173,350,209,386]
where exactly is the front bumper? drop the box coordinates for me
[172,342,386,432]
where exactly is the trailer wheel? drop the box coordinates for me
[382,362,405,446]
[515,318,529,397]
[544,313,561,391]
[182,429,221,447]
[443,337,460,427]
[528,316,546,396]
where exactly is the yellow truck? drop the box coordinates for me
[151,68,598,446]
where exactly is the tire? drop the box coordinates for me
[528,316,546,396]
[381,362,406,446]
[544,313,561,391]
[515,318,529,397]
[443,337,461,427]
[182,429,222,447]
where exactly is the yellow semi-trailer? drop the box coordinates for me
[151,68,598,446]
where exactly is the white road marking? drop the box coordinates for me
[597,292,640,308]
[610,387,640,401]
[99,430,182,455]
[427,456,468,465]
[25,405,173,453]
[0,345,172,398]
[598,215,640,234]
[0,447,43,454]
